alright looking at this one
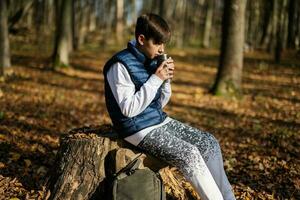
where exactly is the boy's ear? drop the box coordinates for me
[137,34,145,45]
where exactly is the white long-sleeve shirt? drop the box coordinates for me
[106,62,172,145]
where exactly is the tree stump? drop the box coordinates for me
[45,125,199,200]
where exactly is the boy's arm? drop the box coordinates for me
[160,79,172,108]
[107,62,163,118]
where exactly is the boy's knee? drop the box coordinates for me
[183,146,203,166]
[180,146,207,175]
[208,133,221,152]
[197,133,222,162]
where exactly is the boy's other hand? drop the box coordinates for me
[155,58,175,81]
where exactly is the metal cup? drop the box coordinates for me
[156,54,168,67]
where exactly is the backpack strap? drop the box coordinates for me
[157,172,166,200]
[114,153,143,178]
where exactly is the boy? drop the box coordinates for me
[103,13,235,200]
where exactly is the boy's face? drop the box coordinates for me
[137,35,165,59]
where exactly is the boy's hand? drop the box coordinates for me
[155,58,175,81]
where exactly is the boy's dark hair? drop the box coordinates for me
[135,13,171,44]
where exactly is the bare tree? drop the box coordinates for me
[211,0,247,98]
[287,0,297,48]
[260,0,274,49]
[88,0,97,32]
[174,0,187,48]
[159,0,165,18]
[245,0,259,50]
[8,0,34,32]
[77,0,89,49]
[52,0,73,69]
[203,0,214,48]
[0,0,11,76]
[275,0,288,63]
[115,0,124,45]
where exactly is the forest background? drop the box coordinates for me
[0,0,299,199]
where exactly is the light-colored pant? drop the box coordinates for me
[133,119,236,200]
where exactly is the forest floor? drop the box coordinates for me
[0,40,300,199]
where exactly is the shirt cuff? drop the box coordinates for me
[164,79,171,84]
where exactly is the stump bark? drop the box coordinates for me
[45,125,199,200]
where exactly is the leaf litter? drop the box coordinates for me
[0,46,299,199]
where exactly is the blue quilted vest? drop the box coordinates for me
[103,40,167,138]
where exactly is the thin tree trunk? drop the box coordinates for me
[77,1,89,49]
[254,1,264,48]
[275,0,288,63]
[34,0,45,35]
[287,0,297,48]
[72,0,78,50]
[34,0,47,57]
[8,0,34,31]
[151,0,158,13]
[175,0,186,48]
[211,0,247,98]
[298,2,300,50]
[115,0,124,45]
[44,0,54,28]
[0,0,11,76]
[130,0,136,26]
[260,0,274,50]
[203,0,214,48]
[68,0,74,53]
[159,0,165,19]
[99,0,114,48]
[88,0,96,32]
[52,0,72,69]
[245,0,259,50]
[268,0,279,52]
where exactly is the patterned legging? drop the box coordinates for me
[137,119,236,200]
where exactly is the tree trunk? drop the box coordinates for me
[203,0,214,48]
[245,0,259,50]
[52,0,72,69]
[0,0,11,77]
[150,0,158,13]
[34,0,48,56]
[71,0,78,50]
[211,0,247,98]
[254,1,265,48]
[115,0,124,45]
[275,0,288,63]
[298,1,300,50]
[287,0,297,48]
[267,0,279,52]
[99,0,114,48]
[88,0,96,32]
[130,0,136,26]
[8,0,34,32]
[78,1,89,49]
[46,125,197,200]
[260,0,274,50]
[159,0,165,19]
[34,0,45,35]
[175,0,187,48]
[44,0,54,29]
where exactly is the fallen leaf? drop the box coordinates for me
[9,152,21,162]
[0,134,6,140]
[24,159,32,168]
[0,162,5,169]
